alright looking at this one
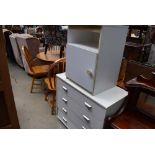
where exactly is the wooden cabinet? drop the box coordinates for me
[124,42,151,62]
[0,92,10,127]
[0,26,19,129]
[124,25,152,63]
[66,26,128,95]
[57,73,128,129]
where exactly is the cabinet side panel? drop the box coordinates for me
[94,26,128,95]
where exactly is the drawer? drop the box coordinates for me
[57,78,106,122]
[57,110,78,129]
[82,97,106,122]
[57,93,104,129]
[69,101,104,129]
[57,78,86,107]
[58,101,91,129]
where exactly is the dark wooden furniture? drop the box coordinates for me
[44,57,66,114]
[117,58,128,89]
[117,60,155,89]
[127,25,148,43]
[0,26,19,129]
[105,74,155,129]
[124,43,151,62]
[22,46,50,93]
[42,25,67,57]
[124,60,155,82]
[124,25,151,62]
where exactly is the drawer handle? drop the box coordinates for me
[82,115,90,122]
[84,102,92,109]
[82,126,86,129]
[62,86,68,92]
[62,98,68,103]
[62,117,67,123]
[62,107,67,113]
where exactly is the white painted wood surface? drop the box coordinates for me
[66,44,97,93]
[56,73,128,129]
[57,73,128,108]
[66,25,128,95]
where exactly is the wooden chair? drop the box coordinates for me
[22,46,50,93]
[105,73,155,129]
[43,57,66,115]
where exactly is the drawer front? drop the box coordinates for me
[66,44,97,93]
[57,78,106,122]
[57,78,86,109]
[58,104,90,129]
[57,110,78,129]
[67,100,104,129]
[57,92,104,129]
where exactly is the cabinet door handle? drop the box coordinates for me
[82,115,90,122]
[62,117,67,123]
[62,98,68,103]
[86,69,94,78]
[84,102,92,109]
[62,107,67,113]
[82,126,86,129]
[62,86,68,92]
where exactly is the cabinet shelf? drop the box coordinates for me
[69,25,101,33]
[68,42,98,53]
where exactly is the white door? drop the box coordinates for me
[66,44,97,93]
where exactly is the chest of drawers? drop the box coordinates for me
[56,73,128,129]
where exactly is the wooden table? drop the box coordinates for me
[36,50,60,62]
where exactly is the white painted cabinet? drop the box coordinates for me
[57,73,128,129]
[66,26,128,95]
[66,44,97,92]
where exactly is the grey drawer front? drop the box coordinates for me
[57,110,78,129]
[57,78,86,108]
[58,101,91,129]
[57,78,106,122]
[57,93,104,129]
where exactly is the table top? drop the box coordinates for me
[36,50,60,62]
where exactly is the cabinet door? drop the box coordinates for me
[0,26,19,129]
[66,44,97,93]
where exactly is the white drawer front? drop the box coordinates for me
[57,78,86,108]
[57,92,104,129]
[66,44,97,93]
[57,110,78,129]
[58,100,91,129]
[57,78,106,122]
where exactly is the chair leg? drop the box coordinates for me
[51,92,56,115]
[44,90,49,101]
[30,77,35,93]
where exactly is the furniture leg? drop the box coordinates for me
[31,77,35,93]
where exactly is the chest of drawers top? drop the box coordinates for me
[57,73,128,109]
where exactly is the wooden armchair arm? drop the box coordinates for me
[126,75,155,93]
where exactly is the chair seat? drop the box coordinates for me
[44,77,55,91]
[111,110,155,129]
[31,65,49,77]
